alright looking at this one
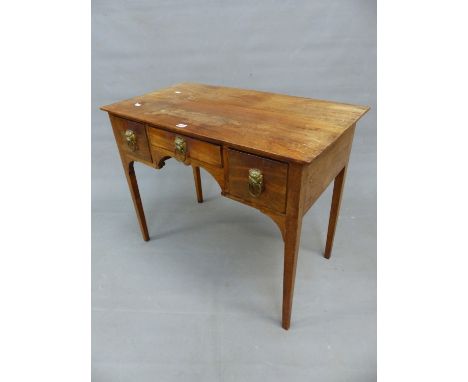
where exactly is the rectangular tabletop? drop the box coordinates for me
[101,83,369,164]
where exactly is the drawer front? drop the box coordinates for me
[227,149,288,213]
[147,128,222,167]
[111,116,152,161]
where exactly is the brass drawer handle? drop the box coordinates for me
[174,136,187,161]
[248,168,264,197]
[124,129,137,151]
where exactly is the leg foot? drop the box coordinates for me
[282,215,303,330]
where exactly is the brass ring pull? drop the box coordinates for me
[174,136,187,161]
[124,129,137,151]
[248,168,263,197]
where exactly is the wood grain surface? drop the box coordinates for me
[101,83,369,164]
[109,115,152,162]
[147,127,222,167]
[227,149,288,214]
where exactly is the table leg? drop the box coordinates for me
[282,214,303,330]
[123,160,150,241]
[281,163,305,330]
[192,166,203,203]
[324,166,347,259]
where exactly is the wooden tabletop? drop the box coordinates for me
[101,83,369,164]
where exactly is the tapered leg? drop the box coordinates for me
[192,166,203,203]
[123,160,150,241]
[324,166,347,259]
[282,215,303,330]
[281,163,305,330]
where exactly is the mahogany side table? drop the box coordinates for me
[101,83,369,329]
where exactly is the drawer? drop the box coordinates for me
[111,116,152,162]
[227,149,288,213]
[147,128,222,167]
